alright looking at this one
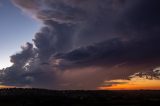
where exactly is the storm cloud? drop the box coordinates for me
[0,0,160,89]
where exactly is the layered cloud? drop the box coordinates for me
[0,0,160,89]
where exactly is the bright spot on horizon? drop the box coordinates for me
[0,85,14,89]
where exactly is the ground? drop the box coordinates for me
[0,88,160,106]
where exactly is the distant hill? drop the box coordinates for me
[0,88,160,106]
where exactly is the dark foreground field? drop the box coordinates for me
[0,88,160,106]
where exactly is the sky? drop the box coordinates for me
[0,0,160,90]
[0,0,40,69]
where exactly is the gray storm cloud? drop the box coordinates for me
[0,0,160,89]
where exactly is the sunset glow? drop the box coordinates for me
[0,85,14,89]
[99,78,160,90]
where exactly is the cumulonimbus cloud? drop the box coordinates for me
[0,0,160,89]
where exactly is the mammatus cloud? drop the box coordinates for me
[0,0,160,89]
